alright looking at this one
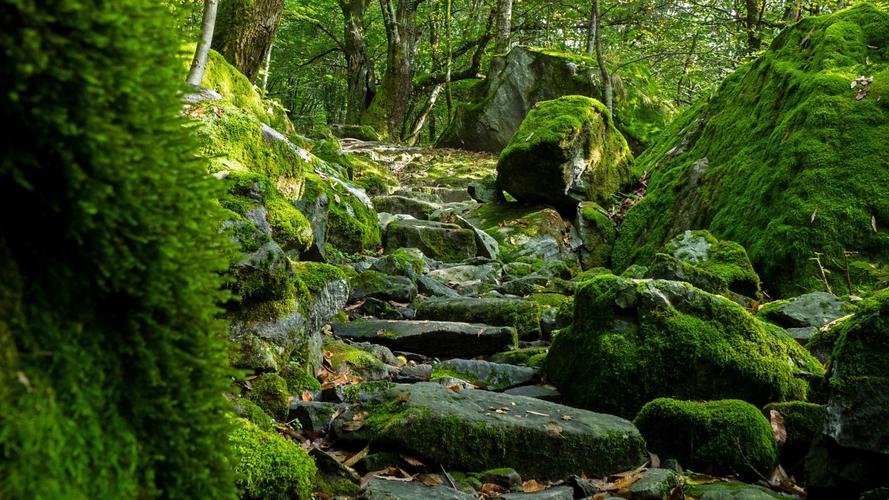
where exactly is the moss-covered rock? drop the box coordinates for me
[757,292,852,343]
[575,202,616,269]
[247,373,290,421]
[230,418,317,499]
[437,46,674,154]
[323,338,391,381]
[371,247,426,280]
[635,398,778,479]
[233,399,276,431]
[497,96,633,211]
[431,359,537,391]
[762,401,825,471]
[330,124,381,141]
[614,4,889,297]
[334,383,646,479]
[646,230,760,300]
[545,275,824,418]
[415,297,543,339]
[384,219,477,263]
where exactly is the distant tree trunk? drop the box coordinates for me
[593,0,613,116]
[783,0,802,21]
[585,2,596,55]
[211,0,284,82]
[362,0,425,140]
[339,0,376,124]
[744,0,765,53]
[494,0,512,54]
[186,0,219,86]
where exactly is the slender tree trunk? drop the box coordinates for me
[676,33,699,106]
[260,43,272,91]
[362,0,425,140]
[186,0,219,86]
[494,0,512,54]
[211,0,285,82]
[406,84,443,145]
[593,0,612,116]
[744,0,764,53]
[585,2,596,55]
[339,0,376,124]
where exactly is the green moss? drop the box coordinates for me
[635,398,778,479]
[292,261,347,294]
[189,47,295,134]
[314,474,361,497]
[233,399,276,431]
[615,4,889,297]
[578,202,617,268]
[230,418,316,499]
[264,197,313,251]
[247,373,290,421]
[489,347,549,366]
[323,338,386,374]
[546,275,824,417]
[762,401,825,459]
[300,172,381,254]
[526,352,547,368]
[0,3,236,496]
[280,362,322,394]
[342,381,396,402]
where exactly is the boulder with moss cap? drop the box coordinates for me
[496,96,633,212]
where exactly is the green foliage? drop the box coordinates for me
[0,1,237,497]
[635,398,779,479]
[230,418,317,499]
[615,4,889,297]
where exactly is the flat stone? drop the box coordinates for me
[501,486,575,499]
[331,319,516,358]
[503,385,561,402]
[361,478,475,499]
[415,297,542,339]
[335,383,646,480]
[627,468,680,499]
[350,270,417,303]
[373,195,440,219]
[433,359,537,390]
[417,275,460,298]
[685,482,783,499]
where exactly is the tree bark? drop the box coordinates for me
[593,0,613,116]
[339,0,376,124]
[186,0,219,86]
[494,0,512,54]
[211,0,285,82]
[362,0,425,140]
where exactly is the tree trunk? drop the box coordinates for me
[340,0,376,124]
[186,0,219,86]
[593,0,613,116]
[260,43,272,91]
[362,0,425,140]
[211,0,285,82]
[494,0,512,54]
[744,0,764,53]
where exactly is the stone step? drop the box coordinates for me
[385,219,477,263]
[331,319,516,358]
[333,382,646,480]
[414,297,542,339]
[432,358,537,391]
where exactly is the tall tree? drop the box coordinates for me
[339,0,377,124]
[494,0,513,54]
[212,0,286,81]
[592,0,613,116]
[361,0,427,139]
[187,0,220,86]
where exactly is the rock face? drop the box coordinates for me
[334,383,647,479]
[614,4,889,297]
[496,96,633,211]
[437,46,672,153]
[545,275,823,417]
[806,290,889,496]
[634,398,778,480]
[757,291,850,342]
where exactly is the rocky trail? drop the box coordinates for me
[251,140,829,500]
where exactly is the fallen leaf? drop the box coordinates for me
[872,215,878,232]
[341,420,365,432]
[545,421,563,438]
[343,444,370,468]
[400,454,426,467]
[479,483,504,495]
[770,410,788,446]
[301,390,314,402]
[522,479,545,493]
[352,411,369,421]
[561,415,574,422]
[420,474,444,487]
[810,208,817,223]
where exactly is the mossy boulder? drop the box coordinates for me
[545,275,824,418]
[384,219,477,263]
[370,247,426,280]
[497,96,633,211]
[614,4,889,297]
[806,289,889,496]
[431,359,537,390]
[762,401,825,472]
[246,373,290,420]
[349,270,418,303]
[230,418,317,499]
[437,46,673,153]
[646,230,760,301]
[635,398,778,480]
[756,291,851,342]
[330,124,381,141]
[334,382,646,479]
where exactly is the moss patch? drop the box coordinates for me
[635,398,778,479]
[247,373,290,421]
[230,418,317,499]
